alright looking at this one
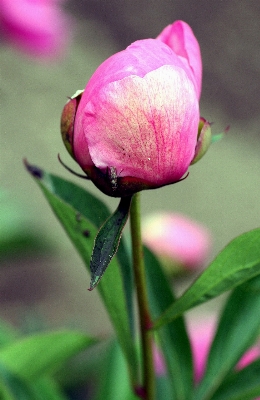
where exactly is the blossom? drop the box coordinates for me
[142,212,211,273]
[61,20,208,197]
[153,316,260,397]
[188,318,260,388]
[0,0,71,59]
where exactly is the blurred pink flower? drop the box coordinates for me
[152,342,166,376]
[0,0,72,58]
[142,212,211,272]
[188,318,260,389]
[154,316,260,399]
[61,20,207,197]
[188,318,216,382]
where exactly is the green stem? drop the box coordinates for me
[130,192,155,400]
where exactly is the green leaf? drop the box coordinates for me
[94,339,138,400]
[144,247,193,400]
[25,162,138,384]
[0,330,95,381]
[192,277,260,400]
[89,196,132,289]
[0,363,68,400]
[153,228,260,329]
[211,359,260,400]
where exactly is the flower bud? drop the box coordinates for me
[60,21,206,197]
[142,212,211,274]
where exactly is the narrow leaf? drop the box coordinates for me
[193,277,260,400]
[211,359,260,400]
[89,196,132,290]
[153,228,260,329]
[94,340,137,400]
[144,247,193,400]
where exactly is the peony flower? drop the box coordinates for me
[0,0,71,59]
[188,318,260,389]
[61,20,210,197]
[153,316,260,399]
[142,212,211,273]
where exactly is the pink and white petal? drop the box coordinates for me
[82,65,199,186]
[157,20,202,99]
[78,39,196,109]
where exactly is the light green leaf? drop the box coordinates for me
[153,229,260,329]
[0,363,68,400]
[94,339,138,400]
[0,330,95,380]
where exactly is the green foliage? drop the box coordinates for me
[0,327,95,400]
[153,228,260,329]
[25,162,138,385]
[23,161,260,399]
[193,276,260,400]
[144,247,193,400]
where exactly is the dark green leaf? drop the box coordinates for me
[153,229,260,329]
[89,196,132,289]
[47,171,134,332]
[193,277,260,400]
[25,162,138,384]
[144,247,193,400]
[211,359,260,400]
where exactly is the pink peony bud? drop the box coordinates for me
[0,0,72,59]
[142,212,211,273]
[61,21,208,197]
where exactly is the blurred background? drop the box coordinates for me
[1,0,260,340]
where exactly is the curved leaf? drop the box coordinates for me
[193,277,260,399]
[25,162,138,384]
[153,229,260,329]
[0,330,95,380]
[144,247,193,400]
[211,359,260,400]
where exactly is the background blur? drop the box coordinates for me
[1,0,260,337]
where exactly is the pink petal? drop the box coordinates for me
[142,213,211,269]
[76,64,199,186]
[157,20,202,99]
[77,38,196,111]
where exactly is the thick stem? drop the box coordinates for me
[130,192,155,400]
